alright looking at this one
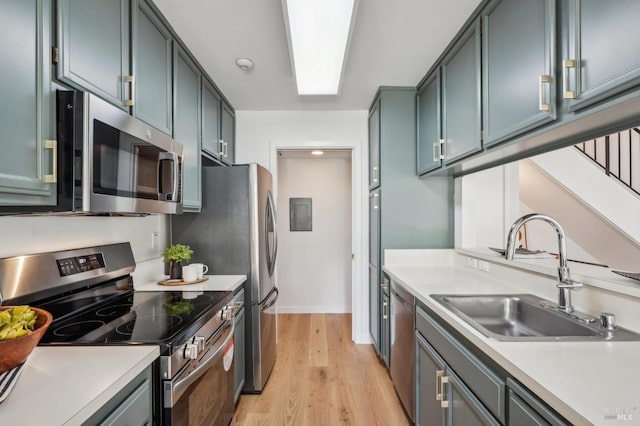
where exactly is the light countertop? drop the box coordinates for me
[0,345,159,425]
[135,274,246,292]
[383,250,640,426]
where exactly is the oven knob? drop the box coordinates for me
[221,306,234,321]
[193,336,206,351]
[183,343,198,360]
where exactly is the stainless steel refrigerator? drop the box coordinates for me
[171,163,279,393]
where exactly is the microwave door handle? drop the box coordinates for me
[169,317,235,406]
[157,152,176,201]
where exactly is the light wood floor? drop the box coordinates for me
[235,314,411,426]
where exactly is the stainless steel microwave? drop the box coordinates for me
[3,91,183,215]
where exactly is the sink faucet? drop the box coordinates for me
[505,213,582,313]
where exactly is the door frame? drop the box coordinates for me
[269,141,368,343]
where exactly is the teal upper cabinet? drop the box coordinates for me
[202,80,222,161]
[368,99,381,189]
[220,102,235,165]
[482,0,556,147]
[442,22,481,165]
[57,0,131,110]
[562,0,640,112]
[0,0,56,206]
[173,42,201,211]
[133,0,172,135]
[417,72,442,175]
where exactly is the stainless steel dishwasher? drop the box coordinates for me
[390,279,415,421]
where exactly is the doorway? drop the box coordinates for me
[275,149,353,313]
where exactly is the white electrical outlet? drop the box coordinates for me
[478,260,490,272]
[151,231,159,250]
[467,257,478,269]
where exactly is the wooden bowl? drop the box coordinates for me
[0,307,52,373]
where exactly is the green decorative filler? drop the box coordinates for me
[163,244,194,279]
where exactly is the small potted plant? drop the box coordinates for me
[163,244,194,279]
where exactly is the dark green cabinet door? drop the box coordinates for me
[417,72,442,175]
[442,23,481,165]
[415,333,446,426]
[134,0,172,135]
[221,103,235,165]
[368,264,379,351]
[234,306,245,403]
[202,80,221,160]
[368,99,381,190]
[369,188,380,351]
[380,289,390,368]
[173,43,201,211]
[0,0,56,206]
[369,189,380,267]
[57,0,130,110]
[446,370,501,426]
[482,0,556,147]
[563,0,640,111]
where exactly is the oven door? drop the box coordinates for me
[163,318,235,426]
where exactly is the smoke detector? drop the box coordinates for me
[235,58,254,70]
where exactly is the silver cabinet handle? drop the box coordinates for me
[563,59,576,99]
[44,140,57,183]
[372,166,378,183]
[439,139,446,160]
[435,369,444,401]
[382,300,388,320]
[432,140,445,162]
[218,140,225,156]
[440,375,450,408]
[124,75,135,106]
[223,142,228,158]
[373,193,379,209]
[539,75,551,111]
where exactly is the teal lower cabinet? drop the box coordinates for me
[82,365,154,425]
[233,288,246,403]
[415,303,569,426]
[507,379,569,426]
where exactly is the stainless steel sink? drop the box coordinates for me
[431,294,640,341]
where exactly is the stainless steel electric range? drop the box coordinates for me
[0,242,235,426]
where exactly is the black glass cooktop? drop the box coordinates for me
[37,282,232,354]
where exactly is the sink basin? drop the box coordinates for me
[430,294,640,341]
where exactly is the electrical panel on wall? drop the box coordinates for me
[290,198,312,231]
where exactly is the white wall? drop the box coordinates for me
[0,215,168,284]
[455,163,519,249]
[235,110,369,342]
[276,156,352,313]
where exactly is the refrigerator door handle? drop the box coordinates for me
[265,190,278,277]
[260,286,279,311]
[268,191,278,274]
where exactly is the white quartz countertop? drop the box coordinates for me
[0,345,159,425]
[383,251,640,426]
[135,274,246,292]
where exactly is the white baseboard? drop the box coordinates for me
[276,305,352,314]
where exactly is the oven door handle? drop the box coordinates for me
[168,316,235,407]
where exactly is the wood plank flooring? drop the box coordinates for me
[235,314,412,426]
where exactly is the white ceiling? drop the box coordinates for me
[154,0,482,111]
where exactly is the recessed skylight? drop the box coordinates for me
[282,0,358,95]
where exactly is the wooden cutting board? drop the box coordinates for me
[157,276,209,286]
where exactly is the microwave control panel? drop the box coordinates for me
[56,253,106,276]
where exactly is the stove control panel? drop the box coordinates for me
[56,252,106,276]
